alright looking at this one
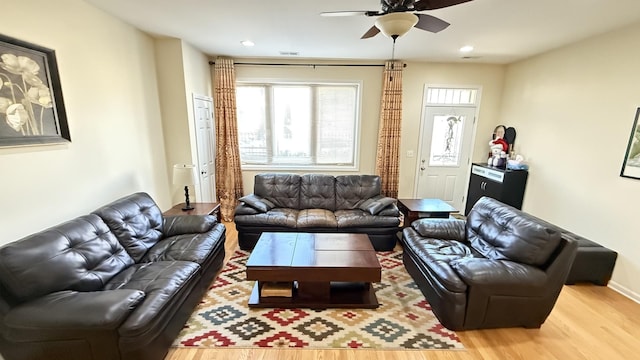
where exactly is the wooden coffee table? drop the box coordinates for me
[245,232,381,309]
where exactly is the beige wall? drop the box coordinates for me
[0,0,169,244]
[155,38,212,204]
[399,62,505,198]
[234,60,384,193]
[234,60,505,196]
[499,22,640,299]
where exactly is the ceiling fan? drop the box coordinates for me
[321,0,473,39]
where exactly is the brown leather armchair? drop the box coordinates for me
[401,196,578,330]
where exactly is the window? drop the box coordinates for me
[236,82,360,169]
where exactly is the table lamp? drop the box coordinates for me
[173,164,198,211]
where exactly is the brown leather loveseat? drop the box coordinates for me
[0,192,226,360]
[401,196,577,330]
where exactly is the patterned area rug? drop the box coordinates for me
[172,249,464,350]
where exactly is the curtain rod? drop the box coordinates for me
[208,61,407,68]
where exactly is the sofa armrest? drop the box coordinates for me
[412,218,466,242]
[451,258,547,290]
[163,215,217,237]
[4,290,145,341]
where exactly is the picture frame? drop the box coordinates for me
[620,107,640,180]
[0,33,70,147]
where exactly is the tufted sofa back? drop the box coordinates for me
[335,175,381,210]
[466,196,562,266]
[254,173,301,209]
[92,192,164,262]
[300,174,336,210]
[0,214,134,303]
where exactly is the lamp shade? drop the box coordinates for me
[375,12,419,38]
[173,164,198,186]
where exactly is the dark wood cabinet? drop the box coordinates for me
[464,163,528,215]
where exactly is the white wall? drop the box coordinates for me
[0,0,169,244]
[499,22,640,299]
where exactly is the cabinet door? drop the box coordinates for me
[482,178,502,199]
[465,174,485,215]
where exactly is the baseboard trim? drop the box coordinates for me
[608,281,640,304]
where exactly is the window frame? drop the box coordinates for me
[236,80,362,171]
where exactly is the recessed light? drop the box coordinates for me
[241,40,255,47]
[460,45,474,53]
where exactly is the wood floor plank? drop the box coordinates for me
[166,222,640,360]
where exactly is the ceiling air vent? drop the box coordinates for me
[279,51,299,56]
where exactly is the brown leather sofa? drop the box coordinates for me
[0,192,226,360]
[401,196,578,330]
[234,173,401,251]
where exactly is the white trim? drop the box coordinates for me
[608,280,640,304]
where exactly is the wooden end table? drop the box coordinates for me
[397,198,458,228]
[245,232,381,309]
[163,202,220,222]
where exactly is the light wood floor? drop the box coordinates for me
[166,222,640,360]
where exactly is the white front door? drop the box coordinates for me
[415,106,477,210]
[193,94,216,202]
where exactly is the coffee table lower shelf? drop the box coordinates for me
[248,281,379,309]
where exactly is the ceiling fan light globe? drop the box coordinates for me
[374,12,419,38]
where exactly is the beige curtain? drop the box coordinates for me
[375,60,404,198]
[213,57,243,221]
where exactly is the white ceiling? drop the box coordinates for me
[85,0,640,64]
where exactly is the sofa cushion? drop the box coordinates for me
[234,208,299,228]
[359,196,396,215]
[300,174,336,210]
[335,209,400,228]
[466,197,561,266]
[0,214,134,302]
[335,175,382,210]
[93,192,164,262]
[103,260,199,338]
[238,194,275,213]
[254,173,301,209]
[142,223,226,264]
[297,209,338,228]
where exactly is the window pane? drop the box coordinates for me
[272,86,311,164]
[236,86,267,163]
[429,114,464,167]
[316,86,356,164]
[236,82,359,169]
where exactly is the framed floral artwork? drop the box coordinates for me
[620,107,640,179]
[0,34,70,147]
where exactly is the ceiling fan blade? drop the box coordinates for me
[320,11,368,17]
[413,0,473,11]
[361,25,381,39]
[415,13,450,33]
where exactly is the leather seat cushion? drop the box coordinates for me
[335,209,400,228]
[234,208,298,228]
[103,261,199,338]
[141,223,226,264]
[297,209,338,228]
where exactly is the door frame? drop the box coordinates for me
[413,84,482,205]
